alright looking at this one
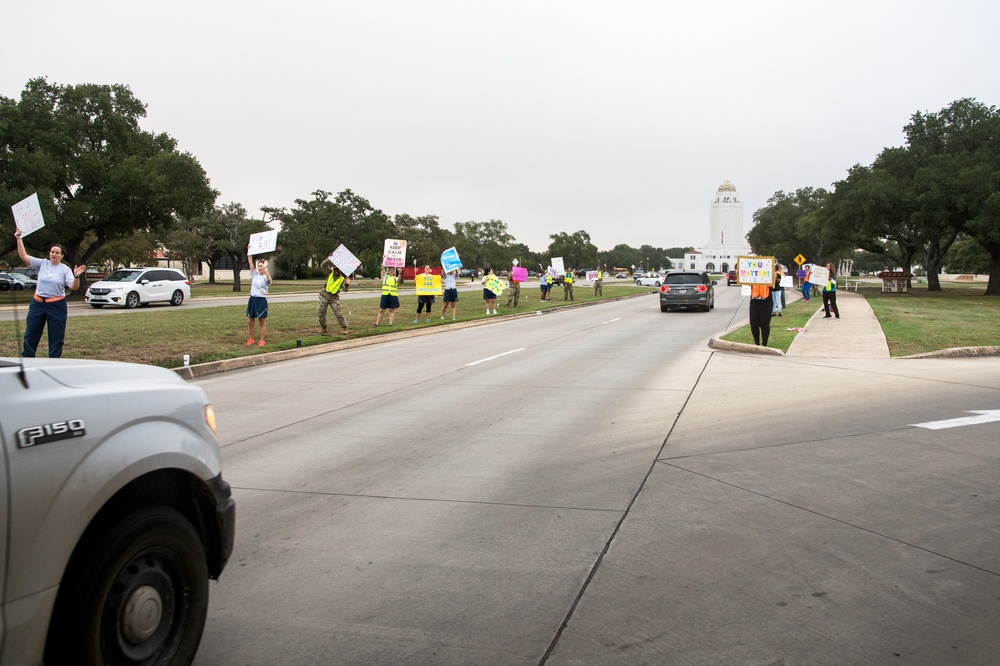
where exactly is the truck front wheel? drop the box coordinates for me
[46,505,210,665]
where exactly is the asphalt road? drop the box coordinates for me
[191,287,1000,665]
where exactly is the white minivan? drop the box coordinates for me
[86,268,191,308]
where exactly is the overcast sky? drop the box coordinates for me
[4,1,998,252]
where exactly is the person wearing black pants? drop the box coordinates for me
[748,284,774,346]
[822,262,840,319]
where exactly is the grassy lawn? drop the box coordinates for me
[864,287,1000,356]
[0,283,647,367]
[721,282,1000,356]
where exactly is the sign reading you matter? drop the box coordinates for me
[737,255,775,285]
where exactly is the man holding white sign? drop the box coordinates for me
[318,248,354,335]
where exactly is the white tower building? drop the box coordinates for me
[684,179,751,273]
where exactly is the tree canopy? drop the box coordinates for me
[754,99,1000,294]
[0,78,216,268]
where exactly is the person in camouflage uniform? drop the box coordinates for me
[318,255,351,335]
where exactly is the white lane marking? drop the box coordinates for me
[466,348,526,366]
[911,410,1000,430]
[600,318,621,325]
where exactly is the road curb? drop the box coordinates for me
[900,345,1000,359]
[708,337,785,356]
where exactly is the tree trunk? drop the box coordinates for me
[986,254,1000,296]
[231,253,243,292]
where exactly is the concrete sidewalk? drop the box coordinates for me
[785,291,890,359]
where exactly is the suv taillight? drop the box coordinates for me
[695,285,708,293]
[660,285,670,293]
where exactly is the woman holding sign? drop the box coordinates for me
[822,263,840,319]
[375,262,400,326]
[246,247,272,346]
[413,265,436,323]
[748,281,775,347]
[440,268,459,320]
[482,267,498,314]
[14,228,86,358]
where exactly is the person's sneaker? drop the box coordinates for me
[413,318,419,323]
[258,340,266,347]
[246,338,255,346]
[441,315,445,320]
[425,318,430,323]
[493,309,497,314]
[835,315,840,319]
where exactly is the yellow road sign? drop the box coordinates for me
[794,254,807,266]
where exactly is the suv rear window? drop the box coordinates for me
[665,274,705,285]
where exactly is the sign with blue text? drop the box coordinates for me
[440,247,462,272]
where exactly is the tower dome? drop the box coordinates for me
[717,179,736,192]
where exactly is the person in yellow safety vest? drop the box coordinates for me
[375,262,400,326]
[318,254,351,335]
[563,268,574,301]
[594,267,603,296]
[749,282,774,346]
[545,271,554,301]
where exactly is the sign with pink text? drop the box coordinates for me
[383,239,407,268]
[11,192,45,237]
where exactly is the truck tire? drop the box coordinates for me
[46,505,209,665]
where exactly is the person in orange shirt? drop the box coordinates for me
[749,282,774,346]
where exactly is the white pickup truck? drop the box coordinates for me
[0,357,235,664]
